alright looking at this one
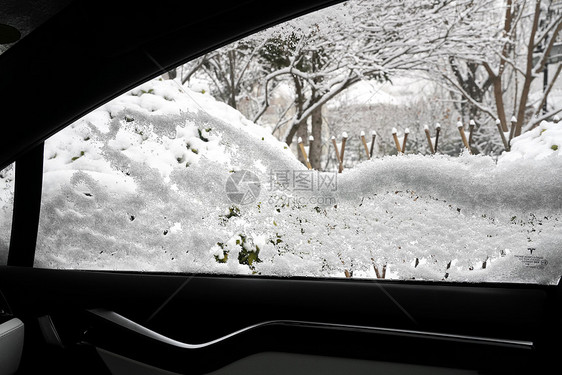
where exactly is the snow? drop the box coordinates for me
[499,120,561,163]
[435,123,441,129]
[392,127,397,134]
[342,132,348,138]
[0,163,14,264]
[0,76,556,285]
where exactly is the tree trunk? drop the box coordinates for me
[162,68,177,80]
[228,50,237,109]
[309,105,323,170]
[492,76,509,132]
[296,119,308,165]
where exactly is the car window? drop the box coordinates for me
[0,163,15,264]
[34,0,561,284]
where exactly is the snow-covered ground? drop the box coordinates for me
[1,77,561,284]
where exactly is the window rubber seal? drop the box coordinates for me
[7,142,44,267]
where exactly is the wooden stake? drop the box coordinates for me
[391,127,402,153]
[360,131,370,159]
[331,136,341,165]
[402,128,409,153]
[298,137,312,170]
[369,130,377,158]
[424,125,434,154]
[468,119,476,153]
[457,122,470,153]
[434,123,441,154]
[496,119,510,151]
[339,132,348,173]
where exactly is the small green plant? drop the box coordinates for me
[214,235,261,270]
[71,151,85,161]
[214,242,228,263]
[552,145,558,151]
[191,148,199,154]
[222,206,240,220]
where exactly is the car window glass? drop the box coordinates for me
[0,163,15,264]
[35,0,562,284]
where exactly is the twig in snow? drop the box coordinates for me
[360,131,370,160]
[298,137,312,170]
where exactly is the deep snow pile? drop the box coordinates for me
[5,76,559,284]
[499,120,561,162]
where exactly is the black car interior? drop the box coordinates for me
[1,1,561,374]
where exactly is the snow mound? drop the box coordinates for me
[499,120,561,162]
[30,78,562,285]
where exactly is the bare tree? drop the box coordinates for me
[434,0,562,143]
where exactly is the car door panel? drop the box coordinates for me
[1,267,558,374]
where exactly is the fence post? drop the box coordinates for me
[392,127,402,153]
[369,130,377,158]
[339,132,348,173]
[434,123,441,154]
[298,137,312,170]
[424,125,435,154]
[402,128,409,153]
[468,119,476,154]
[360,131,370,159]
[331,135,341,168]
[457,121,470,153]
